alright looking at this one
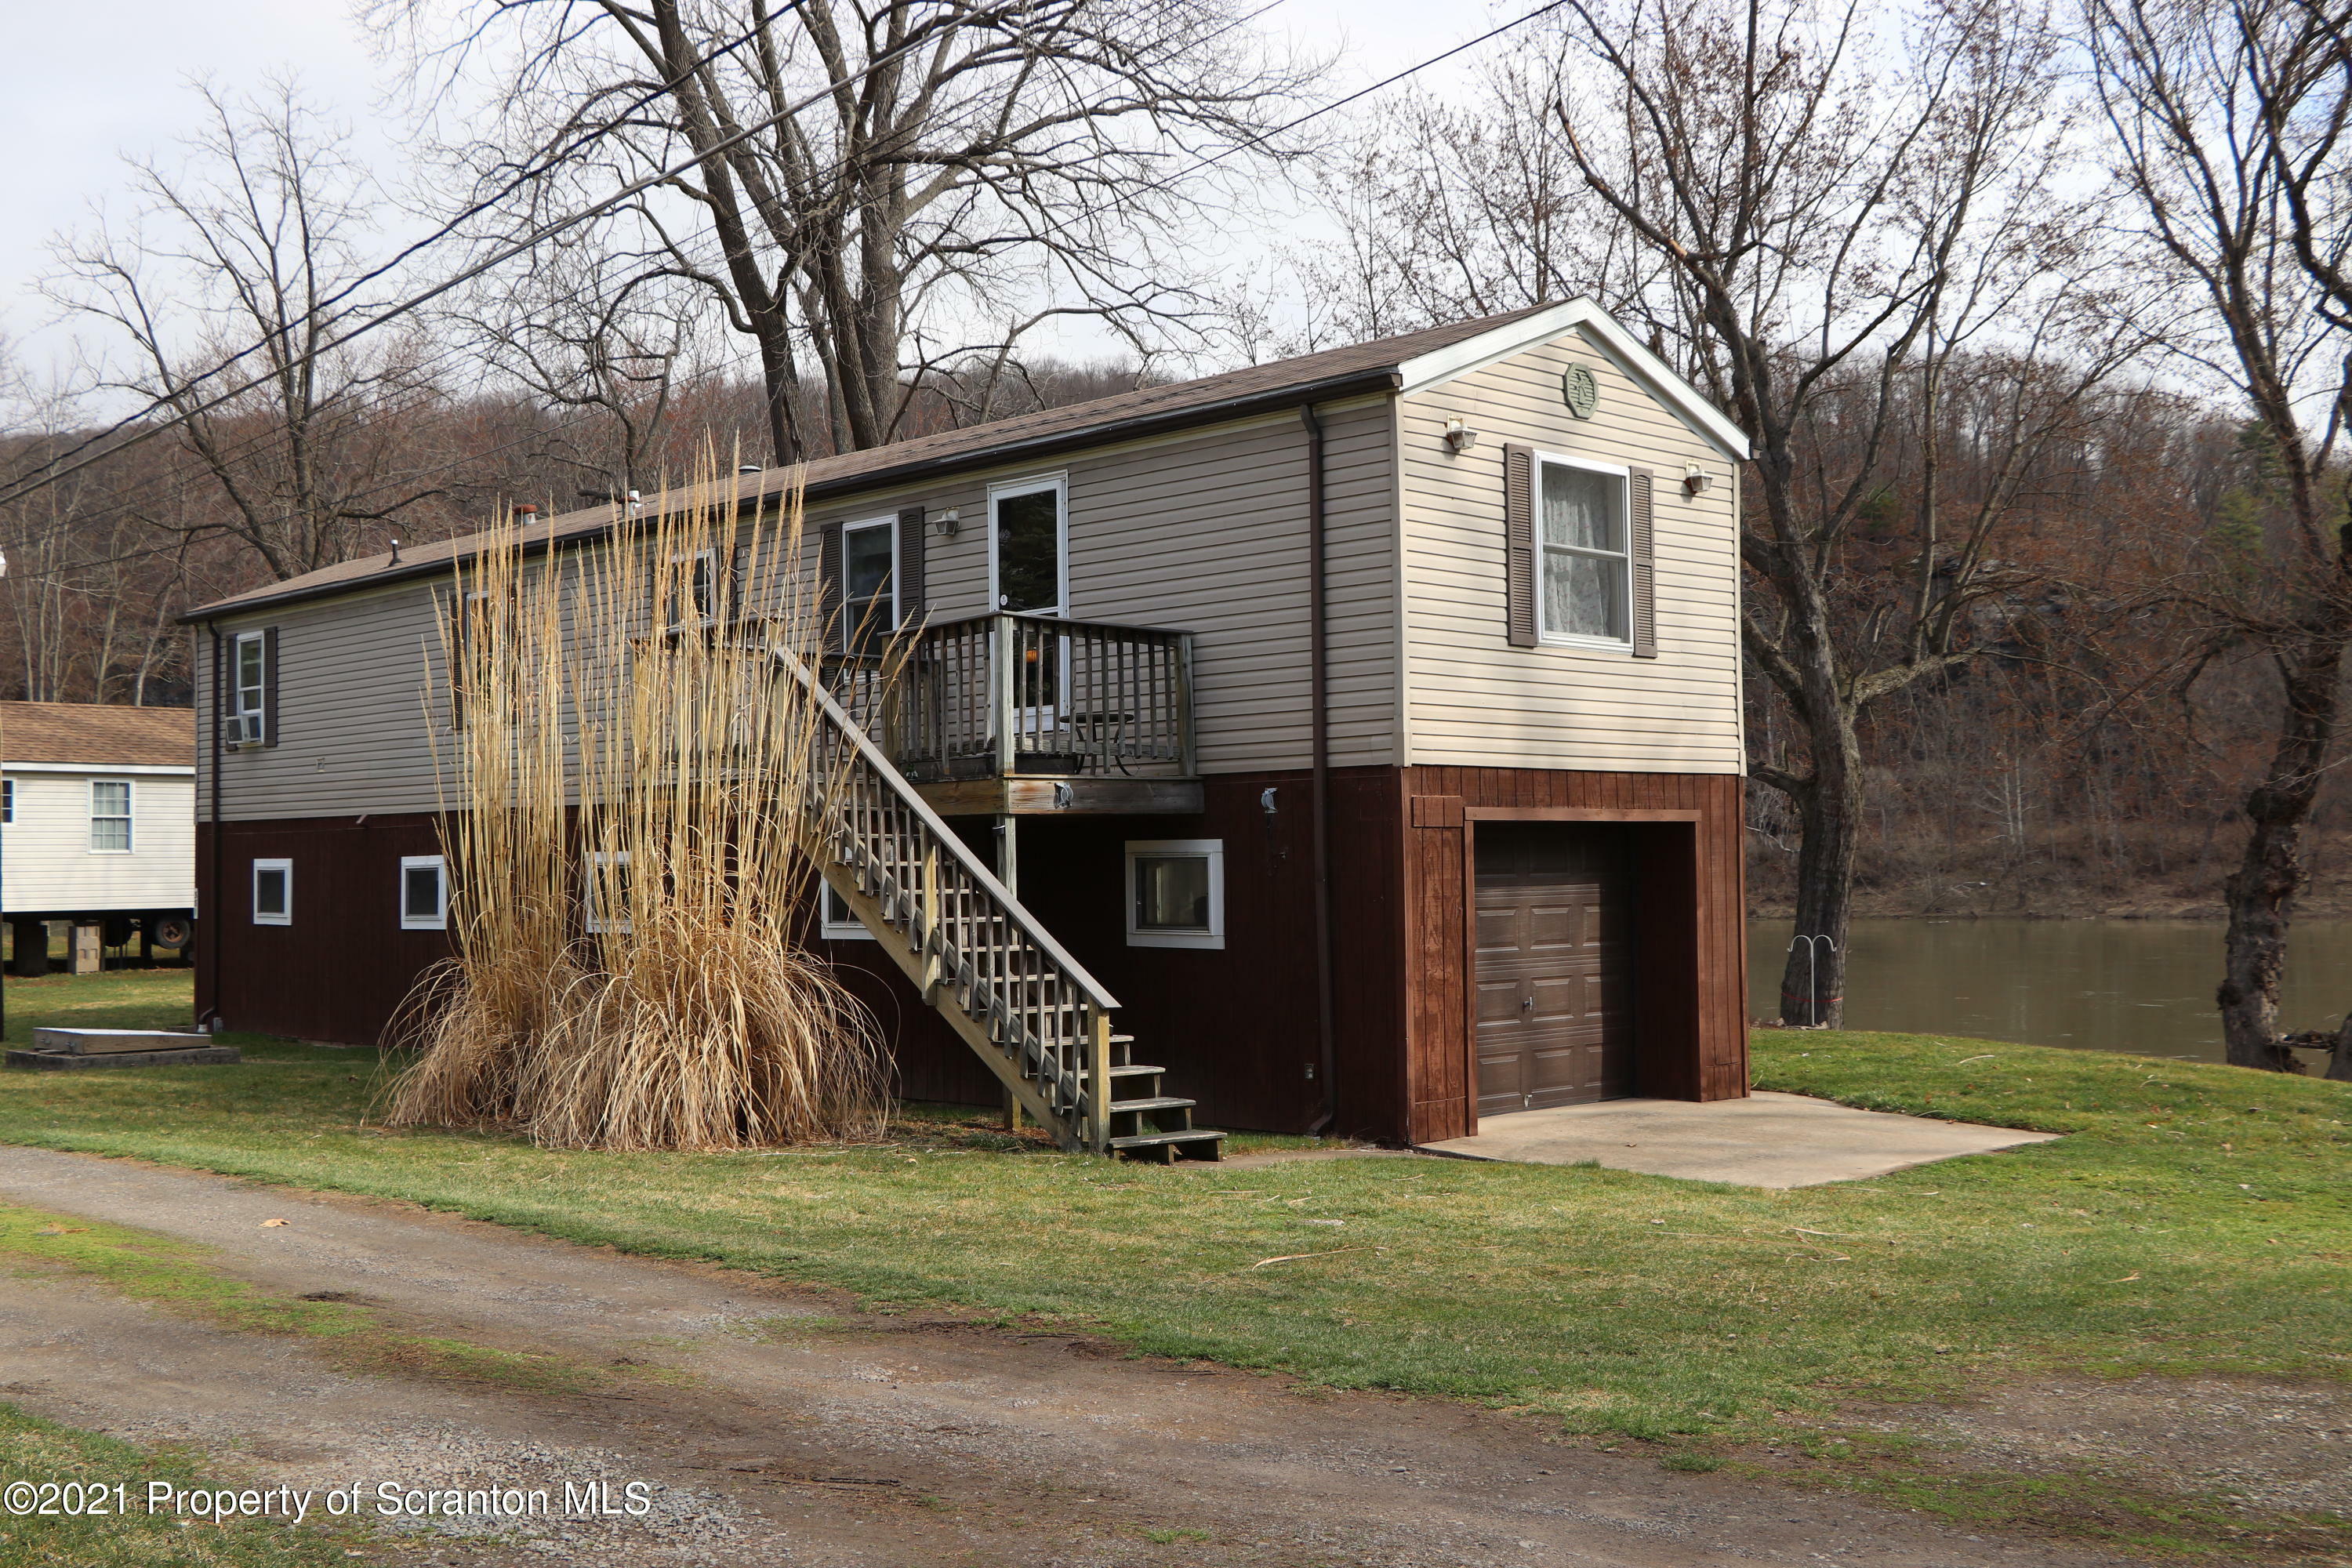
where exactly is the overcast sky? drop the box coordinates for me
[2,0,1490,393]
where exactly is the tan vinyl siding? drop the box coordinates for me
[1399,330,1744,774]
[201,399,1400,821]
[804,397,1397,774]
[197,581,448,821]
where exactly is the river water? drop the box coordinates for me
[1747,918,2352,1063]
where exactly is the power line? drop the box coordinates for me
[0,0,1301,550]
[0,0,1033,513]
[5,16,786,504]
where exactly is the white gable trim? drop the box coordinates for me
[1395,297,1752,461]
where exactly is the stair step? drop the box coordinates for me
[1109,1129,1226,1163]
[1109,1095,1196,1114]
[1109,1063,1163,1079]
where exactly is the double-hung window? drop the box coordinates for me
[1537,456,1632,645]
[401,855,448,931]
[229,629,271,744]
[840,517,896,654]
[89,780,132,853]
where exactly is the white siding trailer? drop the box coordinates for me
[2,702,196,975]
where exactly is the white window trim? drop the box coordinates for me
[818,880,874,941]
[1533,450,1635,652]
[670,547,720,626]
[1124,838,1225,950]
[583,849,631,934]
[401,854,448,931]
[88,779,133,854]
[838,513,900,650]
[230,630,269,745]
[252,858,292,926]
[986,473,1069,616]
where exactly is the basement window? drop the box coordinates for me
[583,850,631,934]
[1124,839,1224,950]
[819,883,873,941]
[252,858,292,926]
[401,855,448,931]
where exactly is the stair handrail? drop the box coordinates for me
[775,644,1123,1014]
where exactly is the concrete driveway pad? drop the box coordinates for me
[1418,1090,2062,1187]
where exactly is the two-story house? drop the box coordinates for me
[181,300,1751,1151]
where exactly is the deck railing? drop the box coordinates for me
[826,612,1194,782]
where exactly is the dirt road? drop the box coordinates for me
[0,1144,2134,1566]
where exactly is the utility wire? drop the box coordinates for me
[2,0,1549,567]
[0,0,1301,552]
[3,15,785,503]
[0,0,1034,512]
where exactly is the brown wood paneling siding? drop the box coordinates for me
[198,815,452,1044]
[1396,766,1748,1142]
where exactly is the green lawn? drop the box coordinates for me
[2,968,2349,1555]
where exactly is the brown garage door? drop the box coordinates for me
[1473,826,1632,1116]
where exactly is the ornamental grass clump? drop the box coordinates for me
[385,460,887,1150]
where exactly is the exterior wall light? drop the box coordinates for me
[1683,462,1713,496]
[1443,418,1479,454]
[931,508,960,538]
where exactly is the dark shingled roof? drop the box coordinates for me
[2,702,194,768]
[182,306,1553,623]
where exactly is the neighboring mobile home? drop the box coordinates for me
[1,701,197,974]
[181,300,1751,1149]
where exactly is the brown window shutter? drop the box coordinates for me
[1504,443,1537,648]
[895,506,925,626]
[1629,467,1657,659]
[261,626,281,746]
[818,522,845,650]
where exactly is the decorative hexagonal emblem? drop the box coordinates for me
[1562,363,1599,419]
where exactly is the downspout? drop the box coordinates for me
[201,622,223,1031]
[1300,406,1338,1136]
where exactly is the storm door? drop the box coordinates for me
[989,477,1068,737]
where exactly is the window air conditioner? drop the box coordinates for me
[223,713,264,746]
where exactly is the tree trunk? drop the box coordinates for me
[2219,644,2345,1070]
[1776,714,1863,1028]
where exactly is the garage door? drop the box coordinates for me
[1472,826,1632,1116]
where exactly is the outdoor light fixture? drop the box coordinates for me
[931,508,961,539]
[1443,417,1479,454]
[1683,462,1714,496]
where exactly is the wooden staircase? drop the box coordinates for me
[781,648,1224,1161]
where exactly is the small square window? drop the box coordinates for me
[401,855,448,931]
[583,850,631,934]
[252,858,292,926]
[90,780,132,853]
[1124,839,1224,949]
[819,881,873,941]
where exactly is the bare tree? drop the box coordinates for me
[2086,0,2352,1073]
[1510,0,2125,1025]
[45,79,445,582]
[382,0,1313,463]
[454,245,711,499]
